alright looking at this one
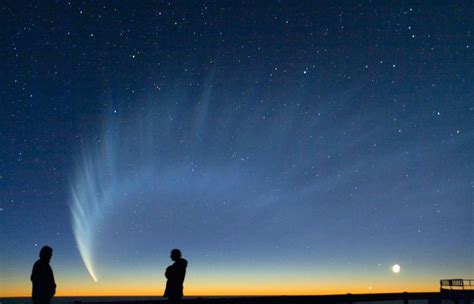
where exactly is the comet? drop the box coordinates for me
[68,88,354,282]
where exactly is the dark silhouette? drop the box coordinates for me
[31,246,56,304]
[164,249,187,304]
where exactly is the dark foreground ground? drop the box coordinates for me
[79,291,474,304]
[3,291,473,304]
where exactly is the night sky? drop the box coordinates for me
[1,1,473,297]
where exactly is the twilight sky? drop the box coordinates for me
[1,1,473,297]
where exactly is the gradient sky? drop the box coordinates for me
[1,1,473,297]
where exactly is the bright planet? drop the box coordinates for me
[392,264,401,274]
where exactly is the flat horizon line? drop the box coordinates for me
[1,291,448,299]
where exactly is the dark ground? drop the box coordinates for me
[78,291,474,304]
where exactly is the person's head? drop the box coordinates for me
[170,249,182,261]
[39,246,53,262]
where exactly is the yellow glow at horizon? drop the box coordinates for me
[2,261,463,298]
[0,275,438,297]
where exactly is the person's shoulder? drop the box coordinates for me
[34,259,49,268]
[32,259,43,273]
[33,259,42,267]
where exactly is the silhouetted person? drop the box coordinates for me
[31,246,56,304]
[164,249,187,304]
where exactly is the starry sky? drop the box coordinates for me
[1,1,473,297]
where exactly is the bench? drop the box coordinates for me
[440,279,474,291]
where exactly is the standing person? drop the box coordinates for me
[164,249,187,304]
[31,246,56,304]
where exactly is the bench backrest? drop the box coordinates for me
[440,279,467,290]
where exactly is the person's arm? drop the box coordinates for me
[31,262,38,283]
[48,265,56,296]
[52,272,56,296]
[179,267,186,283]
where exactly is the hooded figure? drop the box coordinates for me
[164,249,187,304]
[31,246,56,304]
